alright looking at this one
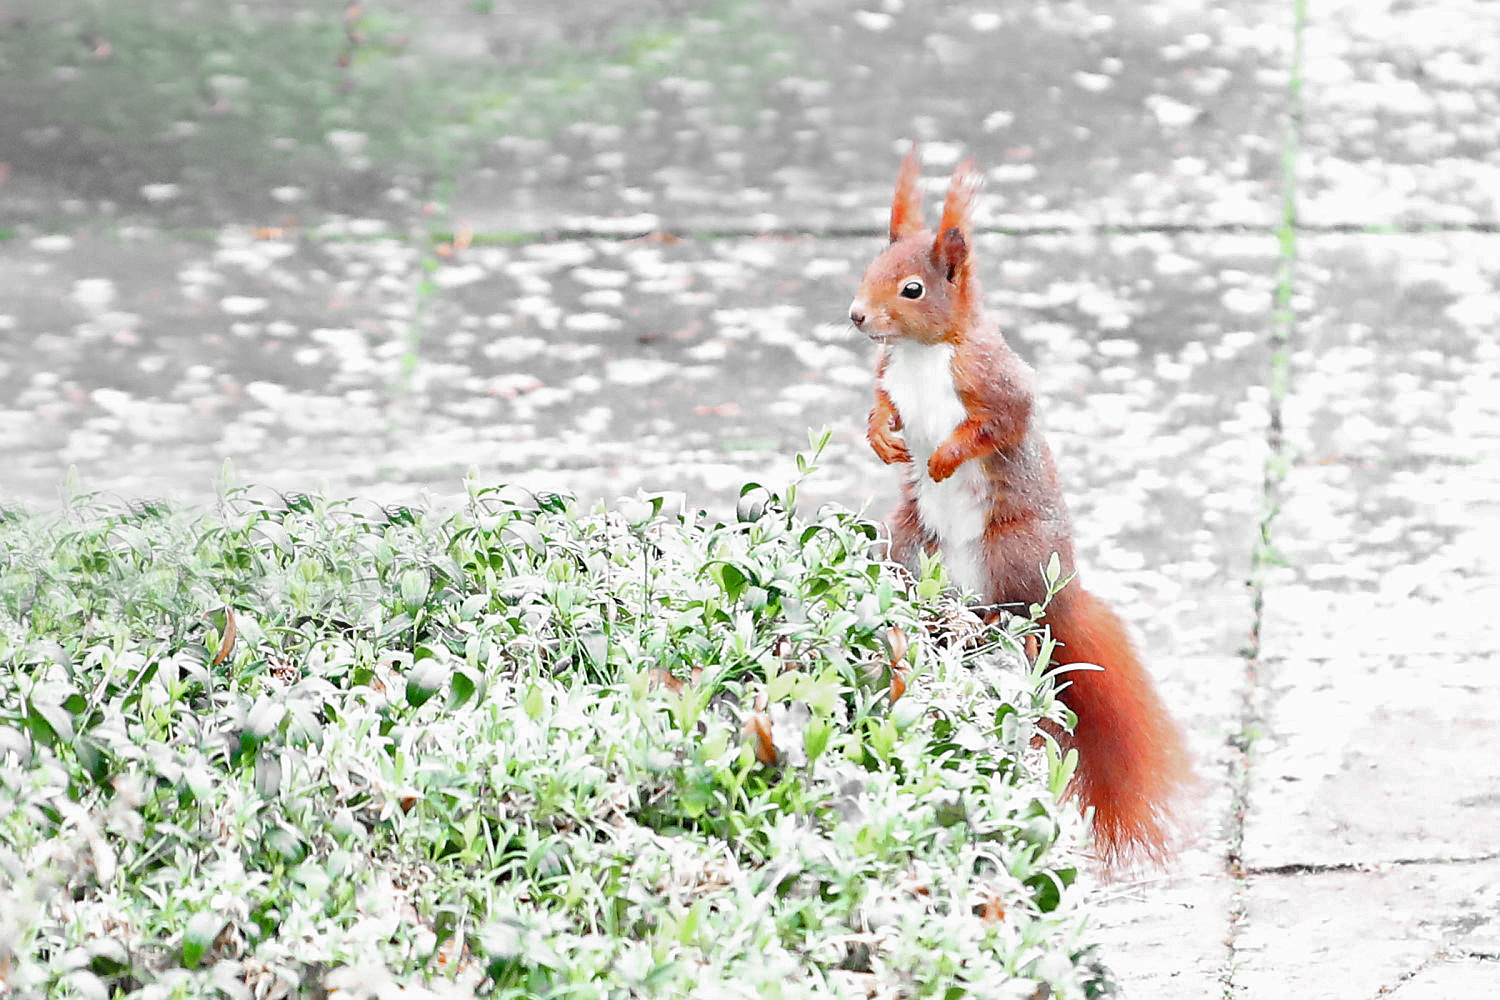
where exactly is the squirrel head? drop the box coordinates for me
[849,146,984,345]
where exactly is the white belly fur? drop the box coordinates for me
[881,341,990,598]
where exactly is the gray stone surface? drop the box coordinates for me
[0,226,424,500]
[1393,961,1500,999]
[4,1,1499,997]
[1244,650,1500,869]
[1088,846,1236,999]
[1233,860,1500,999]
[0,0,1292,233]
[1281,235,1500,472]
[452,0,1294,232]
[1300,1,1500,227]
[1250,235,1500,869]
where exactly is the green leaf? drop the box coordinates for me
[449,668,481,708]
[252,520,294,557]
[766,669,798,704]
[523,684,545,720]
[578,632,609,670]
[400,568,431,613]
[803,717,832,763]
[28,698,74,744]
[182,910,225,968]
[708,561,748,601]
[254,751,283,797]
[736,486,770,522]
[61,972,107,1000]
[244,697,286,743]
[73,734,110,783]
[380,611,416,640]
[264,824,305,862]
[407,656,450,708]
[502,521,545,556]
[86,936,130,976]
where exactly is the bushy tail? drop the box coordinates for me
[1045,586,1194,871]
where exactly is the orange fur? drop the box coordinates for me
[1044,586,1192,869]
[850,147,1193,872]
[888,145,925,243]
[868,352,911,466]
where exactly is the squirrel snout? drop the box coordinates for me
[848,305,867,329]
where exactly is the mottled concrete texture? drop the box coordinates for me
[2,0,1498,995]
[1234,861,1500,998]
[1300,1,1500,227]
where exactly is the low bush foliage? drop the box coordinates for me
[1,446,1111,998]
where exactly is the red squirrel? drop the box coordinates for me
[850,148,1193,870]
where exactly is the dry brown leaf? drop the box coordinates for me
[647,668,684,695]
[1024,632,1041,663]
[889,665,909,705]
[745,712,777,765]
[212,608,237,667]
[883,626,909,665]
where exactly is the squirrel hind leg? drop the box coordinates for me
[883,488,935,570]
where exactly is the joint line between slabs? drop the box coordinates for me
[1246,849,1500,878]
[1222,0,1306,993]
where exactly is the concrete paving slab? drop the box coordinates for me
[1261,233,1500,661]
[1088,828,1236,999]
[1248,438,1498,872]
[978,232,1273,662]
[1232,859,1500,999]
[1392,959,1500,998]
[1257,460,1500,664]
[0,226,424,501]
[1243,651,1500,870]
[451,0,1294,233]
[1280,234,1500,470]
[1251,233,1500,870]
[1300,0,1500,227]
[1,0,1291,235]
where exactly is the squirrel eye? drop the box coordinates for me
[899,280,925,300]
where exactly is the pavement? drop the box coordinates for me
[2,0,1497,995]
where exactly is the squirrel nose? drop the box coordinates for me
[849,306,866,328]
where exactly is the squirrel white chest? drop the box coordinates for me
[880,341,990,597]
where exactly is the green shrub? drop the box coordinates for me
[0,444,1111,998]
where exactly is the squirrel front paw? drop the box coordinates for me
[868,420,911,465]
[927,445,963,483]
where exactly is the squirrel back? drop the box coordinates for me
[851,147,1194,871]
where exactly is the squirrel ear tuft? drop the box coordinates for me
[888,144,924,243]
[936,157,982,242]
[931,226,969,283]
